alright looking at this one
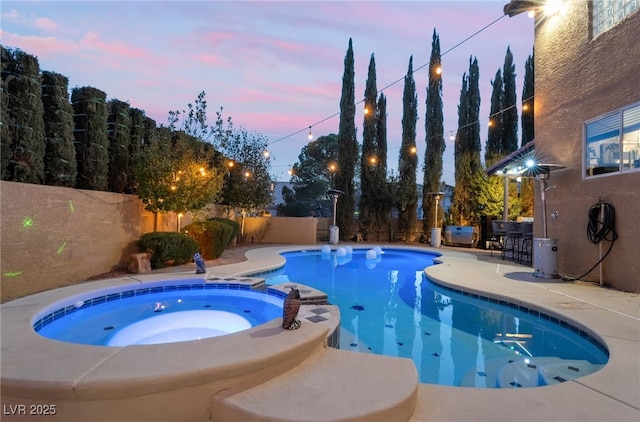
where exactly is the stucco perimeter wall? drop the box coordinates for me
[534,6,640,292]
[0,181,191,302]
[242,216,318,245]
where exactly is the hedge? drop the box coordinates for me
[137,232,199,269]
[183,220,234,260]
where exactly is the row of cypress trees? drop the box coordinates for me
[0,46,156,193]
[1,45,275,223]
[332,30,534,241]
[1,45,157,193]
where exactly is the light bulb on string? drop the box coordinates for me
[263,150,270,158]
[264,15,516,150]
[449,131,455,141]
[307,126,313,140]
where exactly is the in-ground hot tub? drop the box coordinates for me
[0,273,339,422]
[34,278,285,346]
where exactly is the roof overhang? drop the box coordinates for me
[486,140,536,177]
[486,140,567,178]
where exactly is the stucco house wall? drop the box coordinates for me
[533,3,639,291]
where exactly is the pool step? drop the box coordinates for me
[497,357,562,388]
[461,357,605,388]
[459,357,517,388]
[211,347,418,422]
[537,360,604,386]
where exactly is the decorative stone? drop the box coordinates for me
[128,253,151,274]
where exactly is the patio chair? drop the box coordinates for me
[504,221,522,261]
[491,220,507,258]
[518,222,534,265]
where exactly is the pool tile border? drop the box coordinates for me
[32,279,289,333]
[429,279,610,357]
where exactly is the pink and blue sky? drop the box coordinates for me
[1,1,533,184]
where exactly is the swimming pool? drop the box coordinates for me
[263,248,609,388]
[34,279,285,346]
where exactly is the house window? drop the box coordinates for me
[592,0,639,38]
[585,102,640,177]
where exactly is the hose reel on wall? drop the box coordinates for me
[563,199,618,282]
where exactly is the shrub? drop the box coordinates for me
[137,232,199,269]
[183,220,229,260]
[210,217,240,246]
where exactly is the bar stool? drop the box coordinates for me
[490,220,506,257]
[519,222,534,264]
[504,221,522,261]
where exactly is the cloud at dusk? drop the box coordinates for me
[0,1,534,183]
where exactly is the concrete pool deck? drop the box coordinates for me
[154,243,640,421]
[2,244,638,421]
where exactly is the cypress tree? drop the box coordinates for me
[126,107,146,193]
[483,69,507,219]
[72,86,109,191]
[485,69,504,166]
[1,47,46,183]
[1,47,10,180]
[107,99,132,193]
[521,51,534,146]
[452,57,483,226]
[334,38,358,241]
[466,57,482,173]
[502,46,518,153]
[41,71,77,186]
[519,51,535,216]
[423,29,445,234]
[359,53,378,240]
[451,73,470,225]
[397,56,419,241]
[374,92,391,241]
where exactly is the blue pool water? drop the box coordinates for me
[36,285,284,346]
[264,248,609,388]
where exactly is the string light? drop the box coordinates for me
[263,150,270,158]
[266,13,509,148]
[267,14,535,175]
